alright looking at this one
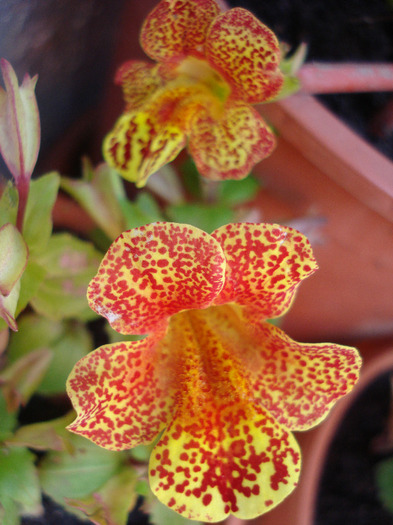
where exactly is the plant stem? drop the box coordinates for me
[16,176,29,233]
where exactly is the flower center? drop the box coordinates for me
[176,56,231,102]
[169,304,253,406]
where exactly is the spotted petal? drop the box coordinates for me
[87,223,226,335]
[149,401,300,522]
[205,8,284,104]
[245,322,362,431]
[141,0,220,63]
[188,101,276,181]
[115,61,163,111]
[212,223,317,319]
[66,332,175,451]
[103,109,186,188]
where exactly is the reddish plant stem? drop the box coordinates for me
[15,176,30,233]
[298,63,393,94]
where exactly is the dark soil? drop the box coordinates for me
[315,373,393,525]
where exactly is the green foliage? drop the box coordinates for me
[67,466,138,525]
[39,433,124,504]
[0,182,18,225]
[22,172,60,256]
[0,447,42,525]
[7,314,92,394]
[218,175,260,206]
[30,233,102,321]
[167,202,234,233]
[376,456,393,514]
[120,192,165,229]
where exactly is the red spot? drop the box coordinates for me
[202,493,212,506]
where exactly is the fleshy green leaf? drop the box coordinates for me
[30,233,102,321]
[0,446,42,524]
[0,223,28,296]
[22,171,60,256]
[39,433,123,502]
[376,456,393,513]
[0,390,17,441]
[61,160,127,240]
[143,486,202,525]
[7,314,92,395]
[0,182,18,229]
[66,466,138,525]
[5,412,75,452]
[0,348,52,410]
[217,175,260,206]
[120,192,164,230]
[166,202,234,233]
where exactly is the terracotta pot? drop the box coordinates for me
[254,94,393,342]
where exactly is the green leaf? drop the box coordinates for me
[143,487,202,525]
[376,456,393,513]
[39,433,123,501]
[30,233,102,321]
[0,446,42,524]
[67,466,138,525]
[61,161,127,240]
[22,172,60,256]
[7,314,92,395]
[0,181,18,226]
[0,223,28,296]
[16,259,46,315]
[5,412,75,452]
[0,348,52,410]
[217,175,260,207]
[0,390,18,441]
[180,159,203,200]
[120,192,164,230]
[166,203,234,233]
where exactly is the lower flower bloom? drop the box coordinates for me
[67,222,361,521]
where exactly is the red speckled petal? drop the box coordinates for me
[244,321,362,431]
[148,308,300,520]
[140,0,220,62]
[188,101,276,181]
[103,109,186,188]
[211,223,317,319]
[115,60,163,111]
[149,402,300,521]
[66,332,174,451]
[205,8,284,104]
[87,223,226,335]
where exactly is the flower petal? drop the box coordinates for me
[149,402,300,521]
[103,109,186,188]
[212,223,317,318]
[245,322,362,431]
[205,8,284,104]
[115,61,163,111]
[140,0,220,62]
[87,223,226,335]
[188,101,276,181]
[66,332,174,451]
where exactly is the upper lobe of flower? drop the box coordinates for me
[103,0,284,186]
[68,222,361,521]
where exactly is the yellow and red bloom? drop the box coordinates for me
[67,222,361,521]
[103,0,284,188]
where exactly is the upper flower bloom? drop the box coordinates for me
[103,0,284,187]
[67,222,361,521]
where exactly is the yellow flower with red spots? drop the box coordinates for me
[67,222,361,522]
[103,0,285,187]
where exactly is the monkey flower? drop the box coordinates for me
[103,0,285,188]
[67,222,361,522]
